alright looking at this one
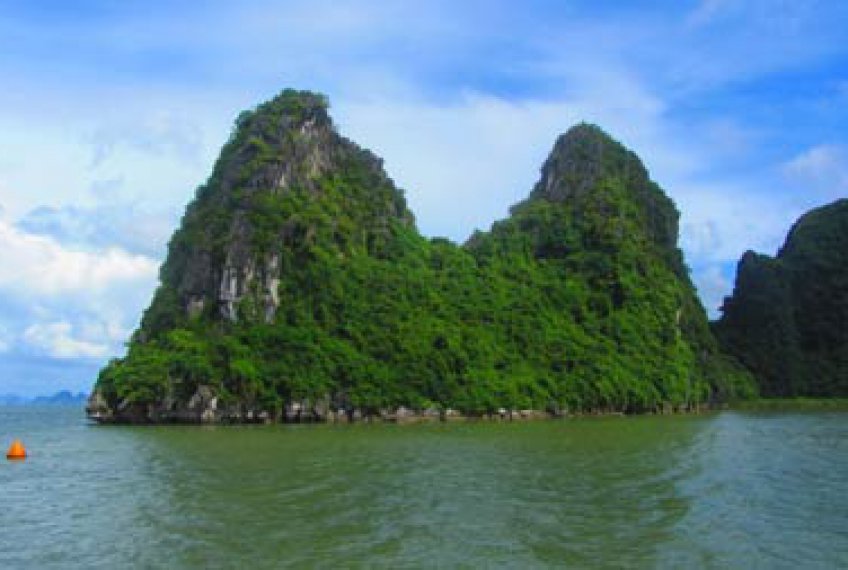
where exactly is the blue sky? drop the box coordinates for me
[1,0,846,396]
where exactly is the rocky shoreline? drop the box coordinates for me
[86,386,709,425]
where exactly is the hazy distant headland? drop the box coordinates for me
[1,390,88,406]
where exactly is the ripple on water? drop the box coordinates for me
[2,409,847,568]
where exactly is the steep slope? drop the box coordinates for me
[465,124,752,411]
[88,90,752,423]
[714,199,848,396]
[144,91,413,331]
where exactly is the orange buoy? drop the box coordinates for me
[6,439,26,460]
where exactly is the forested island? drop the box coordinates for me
[714,199,848,397]
[86,89,844,424]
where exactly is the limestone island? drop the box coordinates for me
[86,89,847,424]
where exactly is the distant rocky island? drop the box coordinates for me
[2,391,88,406]
[85,89,844,424]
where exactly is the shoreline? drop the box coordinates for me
[85,402,717,426]
[84,399,848,426]
[83,389,848,426]
[728,397,848,411]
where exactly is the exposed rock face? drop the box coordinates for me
[85,391,114,423]
[715,199,848,396]
[87,386,569,424]
[533,124,613,202]
[153,90,413,329]
[88,385,269,424]
[526,123,679,251]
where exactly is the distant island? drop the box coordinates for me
[2,391,88,406]
[0,394,28,406]
[85,89,845,424]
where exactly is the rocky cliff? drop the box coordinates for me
[88,89,753,424]
[144,91,412,331]
[714,199,848,396]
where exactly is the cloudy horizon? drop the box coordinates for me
[1,0,847,396]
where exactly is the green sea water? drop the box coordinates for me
[1,407,847,568]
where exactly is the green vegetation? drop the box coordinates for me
[91,90,755,421]
[715,199,848,397]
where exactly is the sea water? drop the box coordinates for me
[1,406,847,568]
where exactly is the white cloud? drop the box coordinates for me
[783,144,848,198]
[79,315,132,346]
[337,93,583,238]
[0,125,93,217]
[0,215,158,297]
[88,111,205,168]
[0,213,159,363]
[678,183,798,262]
[336,87,687,240]
[17,201,179,258]
[0,94,225,223]
[23,321,108,359]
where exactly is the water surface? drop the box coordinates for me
[2,407,847,568]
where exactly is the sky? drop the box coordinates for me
[0,0,846,397]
